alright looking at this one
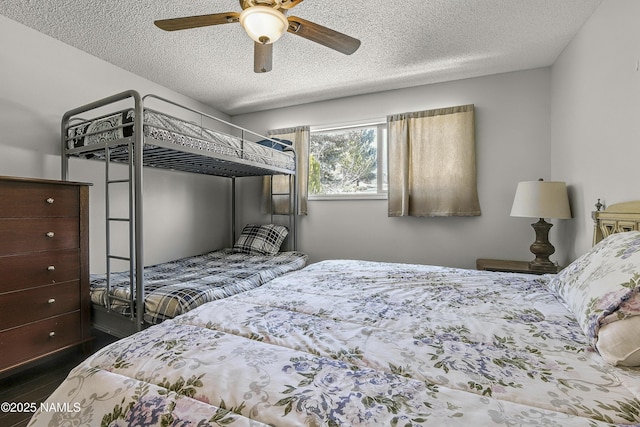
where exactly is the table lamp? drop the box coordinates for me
[510,179,571,272]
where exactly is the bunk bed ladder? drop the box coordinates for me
[270,174,297,251]
[104,142,136,327]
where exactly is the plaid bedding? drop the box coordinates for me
[90,249,307,324]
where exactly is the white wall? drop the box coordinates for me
[8,1,623,270]
[0,16,233,272]
[233,68,555,268]
[551,0,640,262]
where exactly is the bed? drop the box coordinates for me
[91,248,308,333]
[28,202,640,426]
[65,107,295,174]
[61,90,300,336]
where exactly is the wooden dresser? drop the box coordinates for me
[0,176,91,375]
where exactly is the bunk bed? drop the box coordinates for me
[60,90,306,337]
[29,201,640,426]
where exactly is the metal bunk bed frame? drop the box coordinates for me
[60,90,297,337]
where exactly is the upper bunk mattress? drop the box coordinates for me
[90,248,307,324]
[66,109,295,173]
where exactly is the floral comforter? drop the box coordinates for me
[29,260,640,426]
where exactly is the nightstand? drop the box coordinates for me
[475,258,561,275]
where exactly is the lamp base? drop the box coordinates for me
[528,218,558,272]
[528,261,558,273]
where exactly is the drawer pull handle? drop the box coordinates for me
[49,331,56,338]
[46,232,55,238]
[48,298,56,304]
[46,198,55,204]
[47,265,55,271]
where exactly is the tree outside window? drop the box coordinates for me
[309,124,387,198]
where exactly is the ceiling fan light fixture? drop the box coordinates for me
[240,6,288,44]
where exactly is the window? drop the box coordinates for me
[309,123,387,199]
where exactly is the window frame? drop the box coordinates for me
[308,121,388,201]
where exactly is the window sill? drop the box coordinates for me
[309,194,388,201]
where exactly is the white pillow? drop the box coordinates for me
[597,316,640,366]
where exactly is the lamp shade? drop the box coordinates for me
[240,6,288,44]
[510,180,572,219]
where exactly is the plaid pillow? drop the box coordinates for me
[233,224,289,255]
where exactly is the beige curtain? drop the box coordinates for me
[387,104,480,217]
[262,126,310,215]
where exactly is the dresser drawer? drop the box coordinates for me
[0,312,83,372]
[0,181,79,218]
[0,218,79,256]
[0,281,81,330]
[0,249,80,293]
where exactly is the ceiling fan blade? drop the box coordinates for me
[287,16,360,55]
[154,12,240,31]
[254,42,273,73]
[279,0,304,9]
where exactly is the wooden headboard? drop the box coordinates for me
[593,200,640,245]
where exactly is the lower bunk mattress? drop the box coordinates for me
[32,240,640,426]
[90,249,308,325]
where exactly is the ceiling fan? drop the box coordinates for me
[154,0,361,73]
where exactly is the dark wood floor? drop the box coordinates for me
[0,330,117,427]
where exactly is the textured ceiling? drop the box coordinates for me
[1,0,602,115]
